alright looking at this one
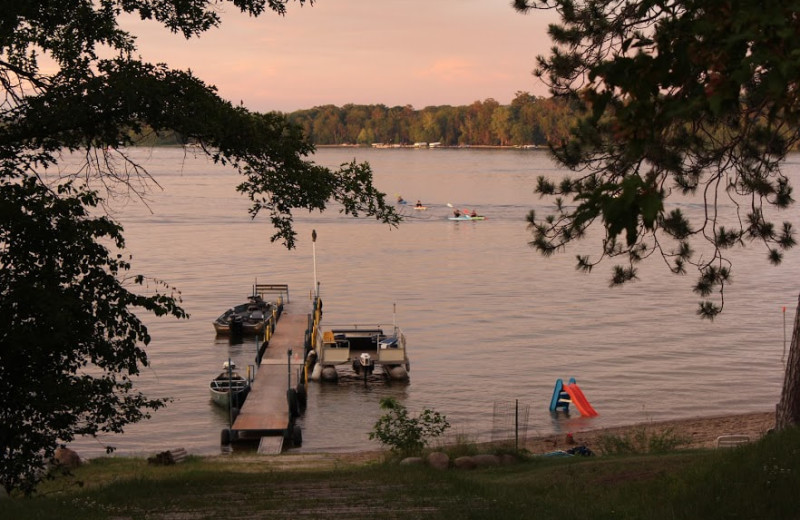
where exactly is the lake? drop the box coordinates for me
[67,146,800,457]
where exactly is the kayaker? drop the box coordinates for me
[470,209,477,217]
[453,209,461,217]
[415,200,423,208]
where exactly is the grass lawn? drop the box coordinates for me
[4,426,800,519]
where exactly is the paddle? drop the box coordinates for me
[447,202,473,216]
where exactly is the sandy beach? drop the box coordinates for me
[207,411,777,470]
[521,411,775,455]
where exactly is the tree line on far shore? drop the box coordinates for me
[284,91,575,147]
[135,91,576,148]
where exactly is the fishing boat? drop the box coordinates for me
[209,361,251,409]
[308,310,410,383]
[212,295,272,336]
[448,215,486,221]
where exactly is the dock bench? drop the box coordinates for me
[254,283,290,303]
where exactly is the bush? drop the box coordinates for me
[369,397,450,458]
[598,426,689,455]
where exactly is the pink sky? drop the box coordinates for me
[121,0,558,113]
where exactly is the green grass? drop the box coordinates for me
[5,427,800,519]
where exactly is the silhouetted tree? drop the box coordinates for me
[0,0,398,494]
[515,0,796,319]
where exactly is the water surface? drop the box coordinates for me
[68,147,799,457]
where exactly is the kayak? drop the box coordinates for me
[414,205,427,210]
[448,215,486,221]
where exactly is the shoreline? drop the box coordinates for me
[200,410,776,469]
[521,410,775,455]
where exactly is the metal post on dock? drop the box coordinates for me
[287,348,292,389]
[228,357,234,428]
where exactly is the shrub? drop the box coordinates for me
[369,397,450,458]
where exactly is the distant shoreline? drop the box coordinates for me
[314,143,547,150]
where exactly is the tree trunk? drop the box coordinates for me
[776,295,800,429]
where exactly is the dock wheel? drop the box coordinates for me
[291,425,303,447]
[287,388,300,418]
[296,382,307,411]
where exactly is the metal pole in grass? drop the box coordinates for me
[515,399,519,451]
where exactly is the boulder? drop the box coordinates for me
[399,456,424,466]
[472,454,501,467]
[54,447,81,469]
[499,453,519,466]
[453,456,477,470]
[427,451,450,470]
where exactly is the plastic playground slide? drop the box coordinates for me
[563,383,599,417]
[549,378,565,412]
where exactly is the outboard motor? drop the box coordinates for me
[359,353,374,373]
[230,314,244,337]
[352,352,375,383]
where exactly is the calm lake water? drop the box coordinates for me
[66,146,800,458]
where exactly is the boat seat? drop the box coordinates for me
[380,338,399,349]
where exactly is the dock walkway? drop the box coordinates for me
[229,292,311,448]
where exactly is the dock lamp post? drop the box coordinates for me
[311,229,318,299]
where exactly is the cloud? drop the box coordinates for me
[417,58,477,83]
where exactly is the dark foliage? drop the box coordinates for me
[1,0,399,494]
[515,0,798,318]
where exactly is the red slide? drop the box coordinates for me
[564,383,598,417]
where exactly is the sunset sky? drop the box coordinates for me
[120,0,558,113]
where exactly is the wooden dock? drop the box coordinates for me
[227,288,312,449]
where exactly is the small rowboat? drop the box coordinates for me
[209,361,251,409]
